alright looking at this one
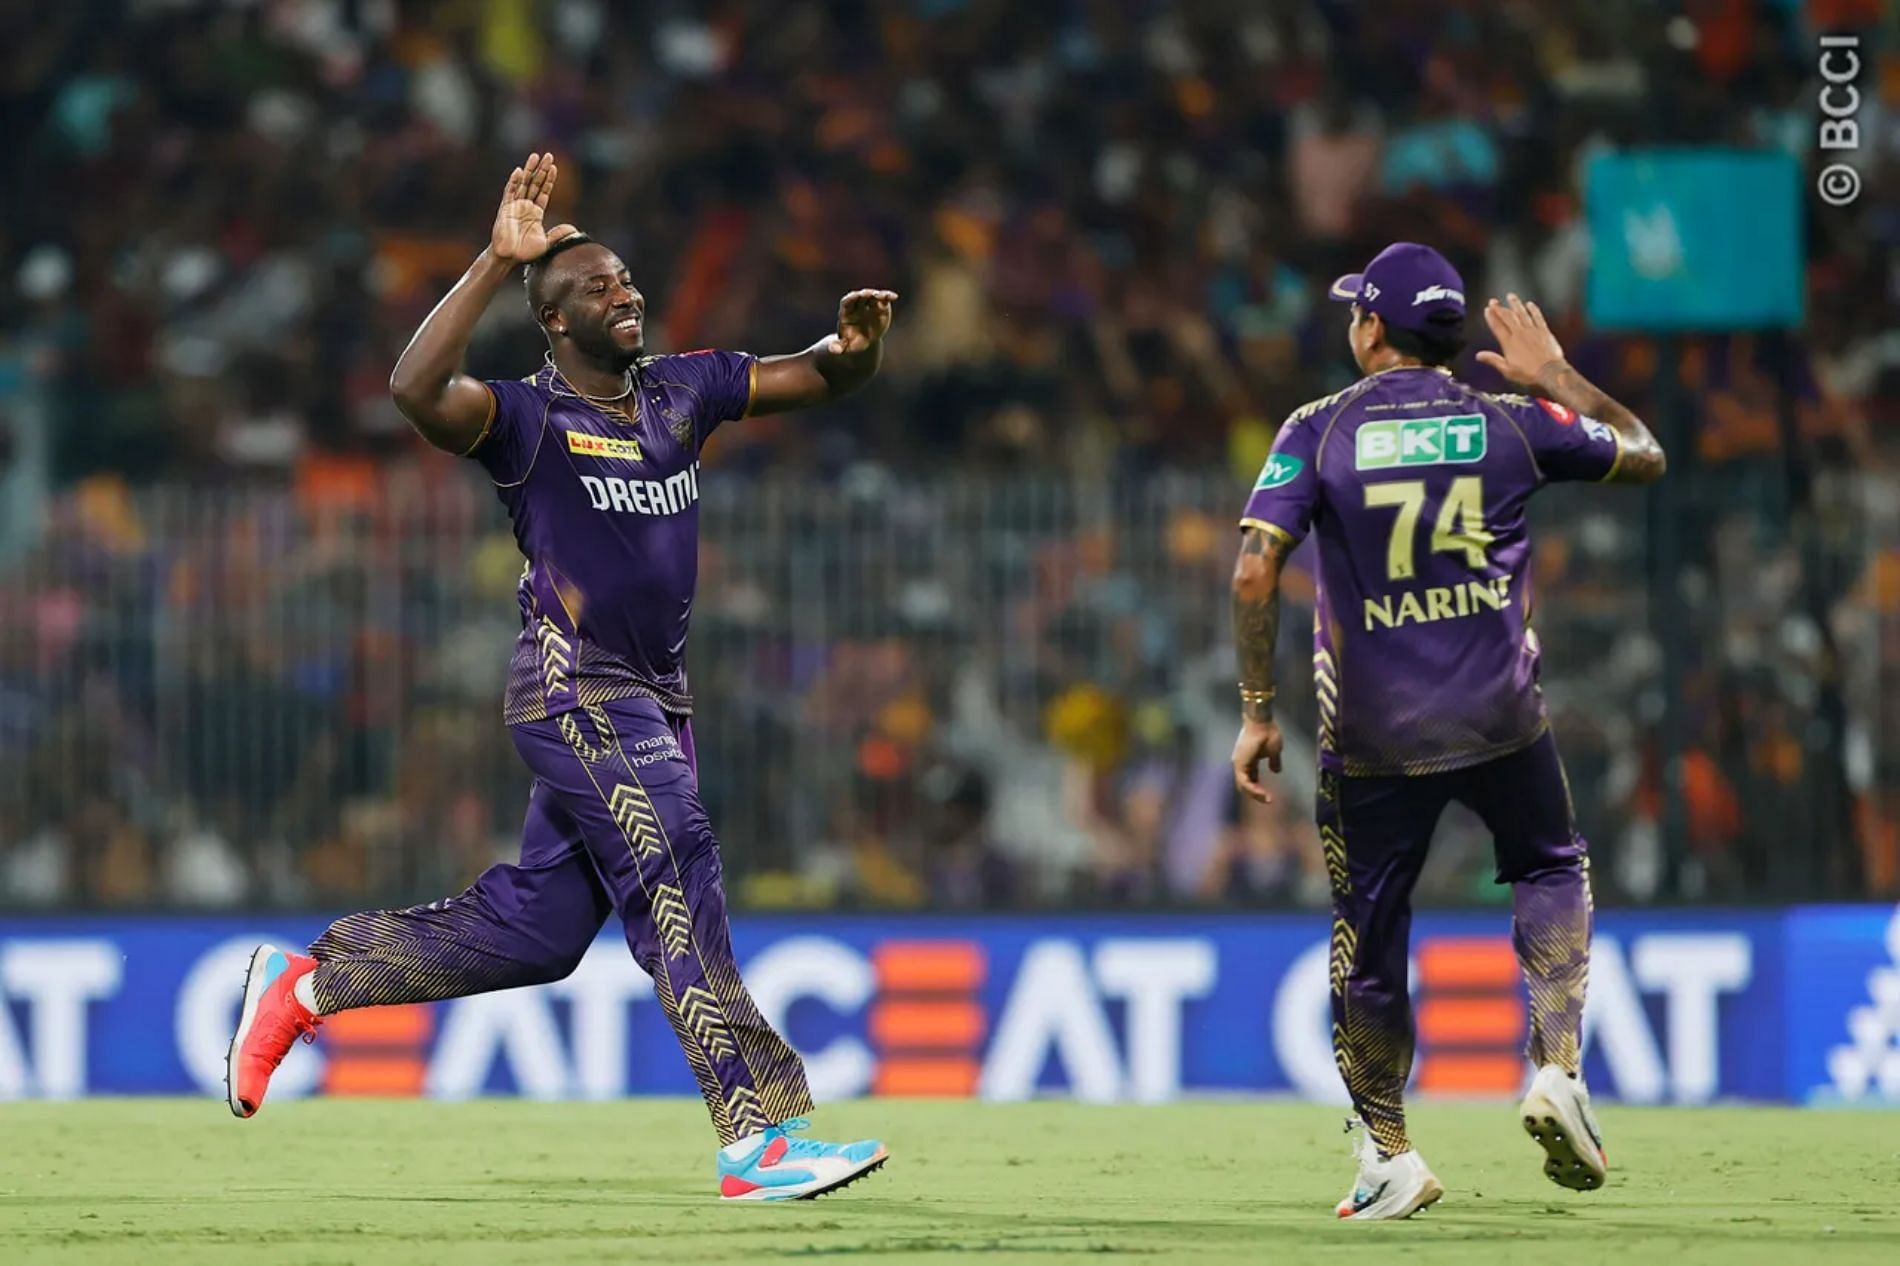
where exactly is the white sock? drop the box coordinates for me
[719,1129,768,1161]
[293,972,320,1014]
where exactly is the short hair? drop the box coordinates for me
[523,232,598,313]
[1382,312,1467,368]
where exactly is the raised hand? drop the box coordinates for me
[833,289,899,355]
[1476,293,1566,387]
[491,153,568,263]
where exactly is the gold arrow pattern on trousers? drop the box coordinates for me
[724,1086,768,1138]
[676,985,738,1060]
[609,783,663,859]
[651,883,693,960]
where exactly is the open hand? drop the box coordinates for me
[491,153,576,263]
[833,289,899,354]
[1476,294,1566,387]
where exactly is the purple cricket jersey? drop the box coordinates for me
[1240,366,1622,776]
[468,350,757,722]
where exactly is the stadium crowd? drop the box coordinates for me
[1,0,1895,909]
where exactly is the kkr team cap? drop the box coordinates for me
[1329,242,1467,333]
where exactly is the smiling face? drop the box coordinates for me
[534,242,646,366]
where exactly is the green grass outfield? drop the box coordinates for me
[2,1099,1895,1264]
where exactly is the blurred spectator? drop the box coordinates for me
[0,0,1893,908]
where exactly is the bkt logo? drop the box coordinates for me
[580,464,701,516]
[1356,415,1487,470]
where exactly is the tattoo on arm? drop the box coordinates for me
[1233,527,1294,723]
[1534,359,1668,484]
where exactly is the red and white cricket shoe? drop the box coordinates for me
[225,944,322,1118]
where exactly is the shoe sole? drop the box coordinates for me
[1521,1091,1607,1191]
[720,1149,890,1203]
[800,1151,889,1201]
[224,945,276,1119]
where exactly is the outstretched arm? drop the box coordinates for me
[748,289,899,416]
[1477,294,1667,485]
[1231,524,1296,804]
[390,153,576,455]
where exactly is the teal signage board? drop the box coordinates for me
[1585,150,1803,331]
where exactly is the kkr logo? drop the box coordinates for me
[566,430,642,461]
[1254,453,1305,491]
[1356,415,1486,469]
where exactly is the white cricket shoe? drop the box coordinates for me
[1520,1064,1608,1191]
[1334,1118,1445,1220]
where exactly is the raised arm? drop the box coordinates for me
[1231,524,1296,804]
[389,154,575,454]
[1477,294,1667,484]
[748,289,899,416]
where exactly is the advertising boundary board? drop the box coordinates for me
[2,907,1895,1106]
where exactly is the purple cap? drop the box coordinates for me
[1329,242,1466,332]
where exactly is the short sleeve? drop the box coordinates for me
[469,378,550,484]
[655,349,757,450]
[1239,413,1323,546]
[1510,396,1621,483]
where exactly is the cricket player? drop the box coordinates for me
[226,154,897,1201]
[1228,243,1666,1219]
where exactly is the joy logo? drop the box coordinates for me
[1254,453,1306,491]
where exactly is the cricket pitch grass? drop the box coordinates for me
[3,1098,1896,1264]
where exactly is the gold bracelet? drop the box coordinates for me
[1238,686,1275,706]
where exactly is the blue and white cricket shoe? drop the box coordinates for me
[717,1118,888,1201]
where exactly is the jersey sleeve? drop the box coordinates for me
[1509,395,1622,483]
[659,349,758,451]
[468,378,550,484]
[1239,412,1323,546]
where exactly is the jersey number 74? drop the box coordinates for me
[1362,477,1493,581]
